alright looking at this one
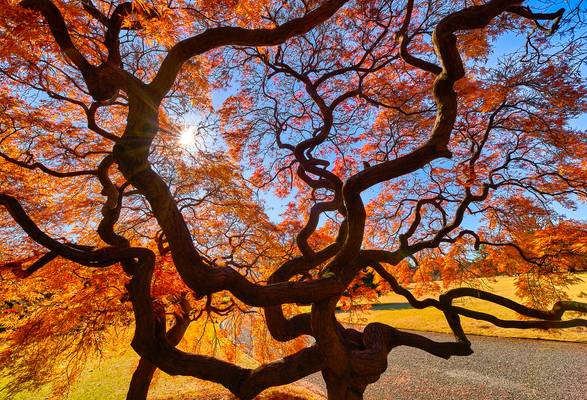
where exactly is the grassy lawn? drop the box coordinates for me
[339,273,587,342]
[1,333,325,400]
[0,316,325,400]
[2,274,585,399]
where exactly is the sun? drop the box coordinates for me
[176,113,219,151]
[179,125,198,147]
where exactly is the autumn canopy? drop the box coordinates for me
[0,0,586,399]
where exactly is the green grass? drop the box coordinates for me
[1,348,324,399]
[0,328,324,400]
[2,274,585,399]
[340,273,587,342]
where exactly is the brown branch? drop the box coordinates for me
[19,0,122,101]
[0,151,97,178]
[296,199,339,259]
[2,189,344,307]
[396,0,442,75]
[0,193,324,399]
[19,0,91,73]
[8,251,58,278]
[507,6,565,34]
[127,294,192,400]
[442,288,587,328]
[80,0,108,26]
[149,0,349,99]
[86,102,120,141]
[104,2,160,65]
[370,262,587,337]
[362,322,473,360]
[96,155,129,248]
[265,243,341,341]
[346,0,540,195]
[0,193,142,267]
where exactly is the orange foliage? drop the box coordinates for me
[0,0,586,397]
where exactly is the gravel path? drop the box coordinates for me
[303,332,587,400]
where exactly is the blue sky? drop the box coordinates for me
[205,9,587,225]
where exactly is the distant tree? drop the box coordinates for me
[1,0,586,399]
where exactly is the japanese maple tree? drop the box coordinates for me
[1,0,587,399]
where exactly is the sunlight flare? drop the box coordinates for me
[179,125,198,148]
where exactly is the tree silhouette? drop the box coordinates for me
[1,0,586,399]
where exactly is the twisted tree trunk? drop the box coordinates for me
[127,296,192,400]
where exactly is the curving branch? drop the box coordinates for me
[5,251,58,278]
[96,155,129,248]
[86,102,120,142]
[345,0,537,195]
[265,243,341,341]
[0,193,327,400]
[370,262,587,334]
[507,5,565,34]
[0,151,97,178]
[0,191,344,307]
[149,0,349,99]
[127,293,193,400]
[6,0,583,398]
[0,193,141,267]
[19,0,91,73]
[396,0,442,75]
[19,0,122,101]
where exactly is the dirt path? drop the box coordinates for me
[304,331,587,399]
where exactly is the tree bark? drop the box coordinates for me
[127,358,158,400]
[126,297,192,400]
